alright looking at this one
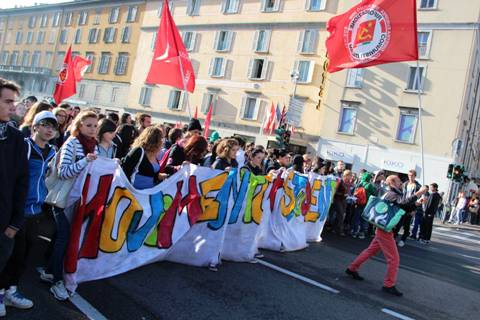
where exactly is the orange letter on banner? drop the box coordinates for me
[305,179,322,222]
[100,187,143,253]
[198,173,228,222]
[280,171,295,217]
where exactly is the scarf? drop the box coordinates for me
[77,133,97,155]
[0,121,8,141]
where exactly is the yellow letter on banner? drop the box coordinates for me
[197,173,228,223]
[100,187,143,253]
[305,179,322,222]
[280,171,295,217]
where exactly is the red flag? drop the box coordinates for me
[175,121,182,128]
[326,0,418,73]
[193,106,198,119]
[263,102,276,135]
[146,0,195,92]
[53,46,76,104]
[203,103,213,138]
[72,55,92,82]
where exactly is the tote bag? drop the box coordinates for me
[45,141,76,209]
[361,196,405,232]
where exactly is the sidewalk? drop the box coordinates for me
[433,219,480,232]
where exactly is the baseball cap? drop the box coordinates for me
[33,111,58,127]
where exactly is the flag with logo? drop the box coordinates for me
[53,46,77,104]
[146,0,195,92]
[325,0,418,73]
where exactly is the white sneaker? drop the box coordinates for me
[4,286,33,309]
[50,281,69,301]
[0,289,6,317]
[398,240,405,247]
[208,264,218,272]
[38,268,54,284]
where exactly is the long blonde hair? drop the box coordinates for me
[131,125,163,153]
[70,110,98,137]
[216,138,239,159]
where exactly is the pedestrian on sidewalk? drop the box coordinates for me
[419,183,442,243]
[411,185,429,239]
[345,175,428,297]
[449,192,467,224]
[394,169,421,247]
[0,78,29,317]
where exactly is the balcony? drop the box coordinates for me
[0,65,52,75]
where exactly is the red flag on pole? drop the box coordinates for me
[146,0,195,92]
[203,103,213,138]
[326,0,418,73]
[193,105,198,119]
[53,46,76,104]
[263,102,276,135]
[72,55,92,82]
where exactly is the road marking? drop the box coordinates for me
[70,293,108,320]
[381,308,415,320]
[255,259,340,294]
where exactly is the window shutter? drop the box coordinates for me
[261,0,267,12]
[293,60,299,75]
[191,32,197,51]
[179,92,186,110]
[240,96,246,119]
[151,32,157,51]
[221,0,227,13]
[139,87,145,104]
[252,31,259,51]
[356,69,364,87]
[220,58,227,77]
[260,59,269,80]
[297,30,305,52]
[320,0,327,10]
[213,31,219,50]
[273,0,281,11]
[226,31,234,52]
[233,0,240,12]
[253,99,261,120]
[208,58,214,76]
[264,30,272,52]
[167,90,175,109]
[306,61,315,83]
[311,30,318,53]
[247,59,254,79]
[305,0,311,10]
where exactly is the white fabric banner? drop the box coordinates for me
[63,158,337,291]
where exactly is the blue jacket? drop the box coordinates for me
[25,138,56,216]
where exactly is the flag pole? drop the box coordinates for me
[177,56,192,119]
[416,59,426,185]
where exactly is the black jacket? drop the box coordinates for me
[115,124,137,159]
[243,162,263,176]
[425,192,442,218]
[121,147,160,185]
[212,157,238,171]
[384,187,418,213]
[0,125,29,232]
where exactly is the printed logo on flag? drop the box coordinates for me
[58,64,68,83]
[344,5,391,63]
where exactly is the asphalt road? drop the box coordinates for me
[6,222,480,320]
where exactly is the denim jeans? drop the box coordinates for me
[49,207,70,282]
[411,211,424,238]
[352,205,368,234]
[0,232,14,273]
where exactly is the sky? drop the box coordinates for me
[1,0,71,9]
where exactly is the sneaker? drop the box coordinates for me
[0,290,6,317]
[38,268,54,284]
[397,240,405,247]
[345,268,364,281]
[382,286,403,297]
[254,253,264,259]
[419,239,427,244]
[352,233,358,238]
[50,281,69,301]
[358,233,366,240]
[208,264,218,272]
[4,286,33,309]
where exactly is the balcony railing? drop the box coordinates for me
[0,65,51,75]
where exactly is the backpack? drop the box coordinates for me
[354,186,367,205]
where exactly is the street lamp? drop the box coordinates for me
[290,70,299,97]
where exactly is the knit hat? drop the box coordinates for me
[187,118,202,132]
[209,131,220,143]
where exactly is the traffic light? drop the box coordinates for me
[447,164,454,179]
[452,164,464,182]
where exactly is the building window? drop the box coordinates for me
[396,109,418,143]
[114,53,128,75]
[94,85,101,101]
[109,7,120,24]
[22,51,30,67]
[28,16,37,28]
[157,1,174,17]
[248,58,268,80]
[187,0,201,16]
[15,31,23,45]
[104,27,116,43]
[36,31,45,44]
[241,96,260,120]
[56,52,65,70]
[40,14,48,27]
[214,31,234,52]
[345,68,364,88]
[85,52,95,73]
[52,12,61,27]
[64,12,73,26]
[222,0,240,14]
[111,87,119,103]
[26,31,34,44]
[121,26,131,43]
[98,53,111,74]
[88,28,100,43]
[78,84,86,98]
[253,30,271,53]
[11,51,19,66]
[306,0,327,11]
[139,86,152,106]
[31,51,41,68]
[0,52,9,65]
[209,57,227,78]
[126,6,138,22]
[419,0,437,9]
[201,92,218,114]
[93,9,101,25]
[406,66,425,92]
[182,31,196,51]
[59,29,68,44]
[338,103,357,135]
[418,31,432,59]
[293,60,315,84]
[44,52,53,68]
[74,29,82,44]
[78,11,88,25]
[151,32,157,51]
[167,90,184,110]
[298,29,318,54]
[48,30,57,44]
[5,31,11,44]
[261,0,281,13]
